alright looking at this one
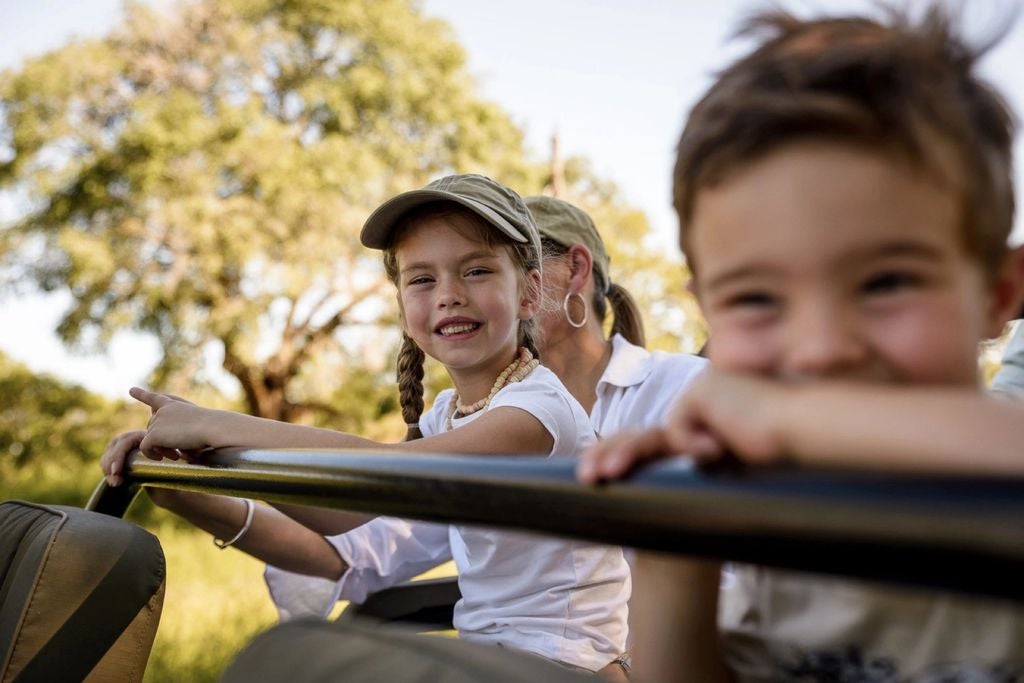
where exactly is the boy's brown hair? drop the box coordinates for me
[673,6,1017,274]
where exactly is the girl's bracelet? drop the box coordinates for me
[214,498,255,550]
[612,652,632,676]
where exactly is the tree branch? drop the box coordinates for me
[284,281,385,378]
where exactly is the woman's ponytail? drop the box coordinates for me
[606,282,646,348]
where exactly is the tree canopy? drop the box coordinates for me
[0,0,545,421]
[0,0,701,425]
[0,350,145,466]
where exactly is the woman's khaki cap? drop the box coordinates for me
[525,195,610,293]
[360,174,541,260]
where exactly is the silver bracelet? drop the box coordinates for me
[214,498,255,549]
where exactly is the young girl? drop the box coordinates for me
[261,195,708,679]
[101,173,629,672]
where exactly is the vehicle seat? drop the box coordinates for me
[0,501,165,682]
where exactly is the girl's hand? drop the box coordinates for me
[101,430,146,487]
[130,386,216,458]
[101,428,200,487]
[102,388,214,486]
[577,371,790,483]
[99,432,187,508]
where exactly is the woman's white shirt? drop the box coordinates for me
[593,334,707,435]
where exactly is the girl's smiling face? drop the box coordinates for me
[395,215,541,401]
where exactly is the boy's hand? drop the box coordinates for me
[577,371,791,483]
[662,371,790,466]
[577,426,695,484]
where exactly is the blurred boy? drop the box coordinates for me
[579,6,1024,682]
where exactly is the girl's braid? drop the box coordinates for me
[397,332,425,441]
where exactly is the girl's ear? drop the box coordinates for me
[985,246,1024,338]
[519,268,544,320]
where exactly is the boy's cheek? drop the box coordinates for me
[869,312,981,386]
[705,323,778,375]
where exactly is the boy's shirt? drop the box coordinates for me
[992,323,1024,396]
[719,565,1024,682]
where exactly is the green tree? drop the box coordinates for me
[0,0,543,422]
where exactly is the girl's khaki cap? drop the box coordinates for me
[360,173,541,259]
[525,195,611,292]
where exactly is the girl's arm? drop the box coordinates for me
[101,431,358,571]
[130,386,553,458]
[151,488,348,580]
[100,393,557,557]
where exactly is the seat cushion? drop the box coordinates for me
[0,501,165,682]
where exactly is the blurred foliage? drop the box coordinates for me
[0,351,150,502]
[0,0,548,424]
[0,0,703,436]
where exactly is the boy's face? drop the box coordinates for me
[688,141,1019,387]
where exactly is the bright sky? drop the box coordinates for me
[1,0,1022,397]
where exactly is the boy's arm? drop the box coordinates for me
[631,553,732,683]
[770,382,1024,474]
[579,372,1024,481]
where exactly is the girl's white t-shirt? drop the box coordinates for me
[267,365,630,671]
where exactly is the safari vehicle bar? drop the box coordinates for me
[87,449,1024,602]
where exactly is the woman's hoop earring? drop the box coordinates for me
[563,292,588,328]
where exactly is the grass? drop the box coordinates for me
[1,457,98,508]
[139,517,456,680]
[141,521,278,683]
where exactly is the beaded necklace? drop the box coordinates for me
[446,346,540,430]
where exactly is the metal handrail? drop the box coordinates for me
[87,448,1024,602]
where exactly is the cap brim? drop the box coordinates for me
[360,189,529,249]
